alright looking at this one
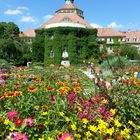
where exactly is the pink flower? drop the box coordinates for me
[26,117,34,127]
[7,110,18,120]
[60,133,74,140]
[14,133,28,140]
[6,132,18,139]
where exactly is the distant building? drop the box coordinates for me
[121,30,140,52]
[19,29,35,44]
[19,0,140,53]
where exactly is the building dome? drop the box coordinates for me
[39,0,92,29]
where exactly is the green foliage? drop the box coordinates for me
[0,22,31,66]
[0,59,10,71]
[43,27,99,66]
[32,30,45,62]
[101,55,131,70]
[120,44,140,60]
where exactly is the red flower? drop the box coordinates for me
[15,118,24,127]
[50,94,55,102]
[37,124,42,129]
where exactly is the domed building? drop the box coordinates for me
[39,0,92,29]
[31,0,98,66]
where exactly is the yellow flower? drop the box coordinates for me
[65,117,70,122]
[134,133,140,139]
[9,126,16,131]
[114,119,121,127]
[47,137,53,140]
[38,138,45,140]
[74,133,81,138]
[82,118,88,124]
[4,119,10,125]
[45,121,48,125]
[78,128,82,132]
[65,138,73,140]
[86,131,92,137]
[106,127,114,136]
[110,117,114,121]
[110,109,116,115]
[102,99,108,104]
[42,112,48,115]
[59,112,64,117]
[71,124,77,131]
[89,125,98,133]
[128,120,134,125]
[83,125,86,128]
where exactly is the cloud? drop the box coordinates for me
[4,6,29,15]
[43,14,53,21]
[4,9,22,15]
[17,6,29,11]
[90,23,103,28]
[20,16,36,23]
[108,22,123,28]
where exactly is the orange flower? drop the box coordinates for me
[5,91,15,98]
[74,87,81,93]
[57,87,69,94]
[46,87,54,92]
[34,78,41,83]
[14,83,20,88]
[28,87,37,93]
[116,133,123,140]
[14,91,22,96]
[63,82,69,86]
[56,81,63,86]
[0,95,4,100]
[18,74,26,78]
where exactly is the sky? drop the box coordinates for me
[0,0,140,31]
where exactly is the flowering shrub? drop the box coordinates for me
[0,66,140,139]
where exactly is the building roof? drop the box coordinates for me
[97,28,125,37]
[19,29,35,38]
[39,13,92,29]
[56,3,80,12]
[121,31,140,43]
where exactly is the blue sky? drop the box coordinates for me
[0,0,140,31]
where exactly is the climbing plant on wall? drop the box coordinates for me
[34,27,99,66]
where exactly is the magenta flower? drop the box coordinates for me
[87,112,94,121]
[67,90,76,103]
[105,111,111,119]
[14,133,28,140]
[78,111,86,119]
[100,104,106,113]
[7,110,18,120]
[60,133,74,140]
[26,117,34,127]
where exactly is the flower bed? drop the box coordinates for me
[0,66,140,140]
